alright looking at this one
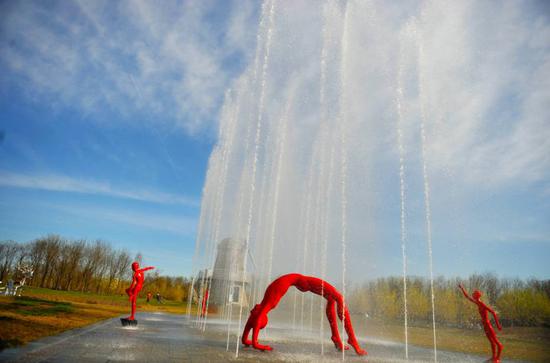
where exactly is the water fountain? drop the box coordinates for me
[187,0,433,359]
[189,0,544,361]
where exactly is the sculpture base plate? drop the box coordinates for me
[120,318,138,327]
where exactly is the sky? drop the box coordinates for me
[1,0,549,280]
[0,0,260,276]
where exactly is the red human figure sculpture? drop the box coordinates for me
[241,273,367,356]
[125,262,155,320]
[459,284,503,362]
[201,288,209,317]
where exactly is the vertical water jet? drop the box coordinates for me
[235,0,277,357]
[396,21,413,360]
[415,19,438,362]
[338,0,350,360]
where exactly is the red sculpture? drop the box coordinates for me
[124,262,155,321]
[459,284,503,362]
[201,288,209,317]
[242,273,367,356]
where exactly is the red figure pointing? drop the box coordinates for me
[242,273,367,356]
[459,284,503,362]
[125,262,154,320]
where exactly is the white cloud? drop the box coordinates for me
[52,203,196,236]
[414,0,550,188]
[191,0,550,280]
[0,0,259,135]
[0,170,199,207]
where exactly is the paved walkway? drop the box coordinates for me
[0,313,526,362]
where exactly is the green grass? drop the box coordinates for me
[23,287,190,312]
[354,316,550,362]
[2,296,73,316]
[0,287,197,351]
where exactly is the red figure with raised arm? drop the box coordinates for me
[459,284,503,362]
[242,273,367,356]
[125,262,155,320]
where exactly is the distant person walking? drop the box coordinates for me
[156,292,163,304]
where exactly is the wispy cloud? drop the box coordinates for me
[493,233,550,244]
[412,0,550,188]
[0,0,258,135]
[27,201,197,237]
[50,202,196,236]
[0,170,199,207]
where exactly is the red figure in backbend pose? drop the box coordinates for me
[125,262,155,320]
[242,273,367,356]
[459,284,503,362]
[201,288,209,317]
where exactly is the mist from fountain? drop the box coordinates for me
[186,0,539,361]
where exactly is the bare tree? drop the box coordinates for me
[106,249,129,293]
[483,272,500,303]
[29,238,47,286]
[94,244,111,293]
[114,250,132,292]
[39,235,62,288]
[64,240,86,291]
[80,240,108,292]
[0,240,19,281]
[53,238,70,290]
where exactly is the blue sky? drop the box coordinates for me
[1,0,549,280]
[0,94,209,275]
[0,0,259,276]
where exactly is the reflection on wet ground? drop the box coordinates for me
[0,313,526,362]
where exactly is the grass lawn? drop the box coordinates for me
[0,287,196,351]
[358,317,550,363]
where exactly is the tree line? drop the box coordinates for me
[348,273,550,328]
[2,236,548,324]
[0,235,190,300]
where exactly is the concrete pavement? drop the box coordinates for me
[0,313,527,362]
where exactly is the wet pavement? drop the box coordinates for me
[0,313,527,362]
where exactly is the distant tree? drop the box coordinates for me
[498,289,550,326]
[40,235,62,288]
[105,251,118,293]
[64,240,86,291]
[114,250,131,292]
[94,244,111,293]
[527,278,550,299]
[0,240,19,281]
[53,238,70,290]
[408,284,430,322]
[80,240,107,292]
[29,239,45,285]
